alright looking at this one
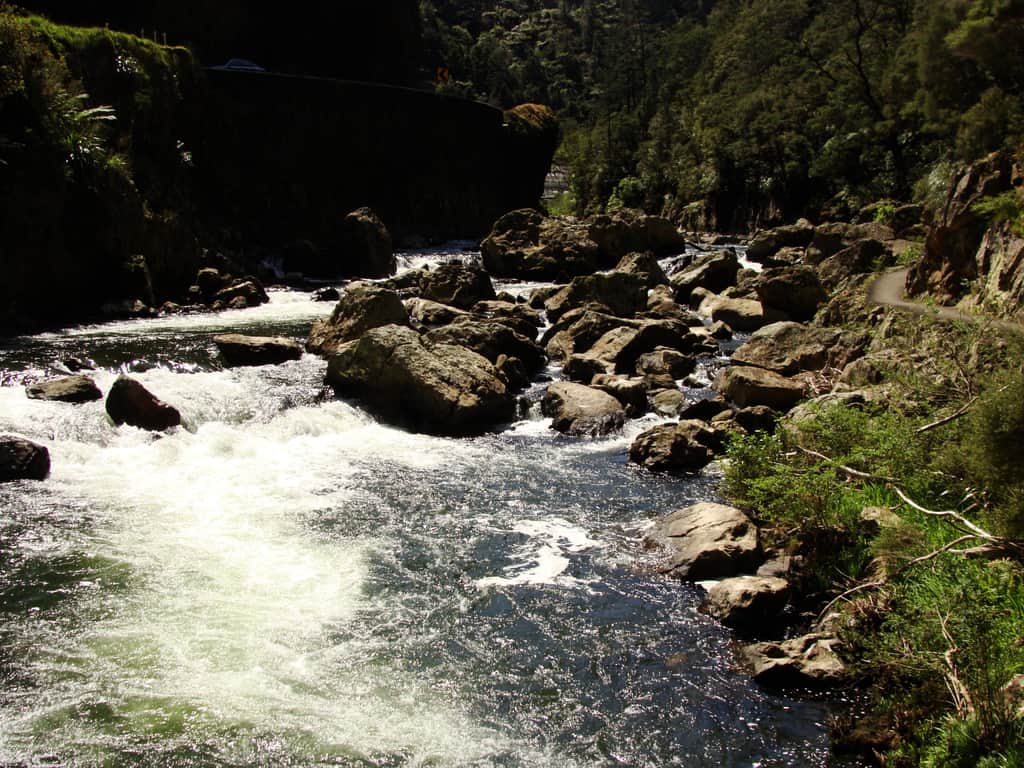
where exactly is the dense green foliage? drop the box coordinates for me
[724,319,1024,764]
[421,0,1024,228]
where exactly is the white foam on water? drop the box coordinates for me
[0,360,565,765]
[476,518,601,589]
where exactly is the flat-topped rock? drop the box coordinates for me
[214,334,304,367]
[542,381,626,436]
[25,375,102,403]
[644,502,762,579]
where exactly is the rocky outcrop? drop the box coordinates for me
[614,251,669,287]
[325,324,514,435]
[541,381,626,436]
[628,420,723,473]
[306,282,410,356]
[907,152,1014,304]
[105,375,181,431]
[25,375,102,403]
[0,436,51,482]
[714,366,807,410]
[697,295,784,333]
[481,208,684,281]
[703,576,790,630]
[644,502,762,579]
[817,239,889,292]
[740,634,846,688]
[405,298,471,329]
[213,334,304,366]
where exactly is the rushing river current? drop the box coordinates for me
[0,247,837,767]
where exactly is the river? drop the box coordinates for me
[0,247,837,766]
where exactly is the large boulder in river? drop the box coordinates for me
[614,251,669,287]
[326,324,514,436]
[714,366,807,410]
[336,207,395,278]
[629,420,723,473]
[213,334,304,366]
[0,436,50,482]
[698,295,784,333]
[481,209,600,280]
[419,262,496,310]
[425,319,546,373]
[542,381,626,436]
[25,375,102,403]
[106,376,181,431]
[544,272,648,323]
[644,502,762,579]
[307,282,410,356]
[586,208,687,261]
[669,250,741,300]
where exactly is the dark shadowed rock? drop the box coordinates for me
[746,223,814,264]
[733,405,778,434]
[591,374,648,416]
[495,354,531,391]
[644,502,762,579]
[542,381,626,436]
[714,366,807,410]
[213,279,269,308]
[214,334,304,366]
[817,239,889,291]
[106,376,181,431]
[337,207,395,278]
[420,262,496,309]
[25,375,102,403]
[312,286,341,302]
[703,576,790,629]
[0,436,50,482]
[307,282,410,356]
[325,324,514,435]
[629,420,723,473]
[636,348,697,379]
[481,209,600,280]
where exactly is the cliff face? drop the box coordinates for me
[196,72,557,262]
[906,152,1024,319]
[0,13,557,333]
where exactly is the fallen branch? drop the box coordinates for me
[915,396,978,434]
[938,610,974,718]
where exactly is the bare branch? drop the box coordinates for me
[916,396,979,434]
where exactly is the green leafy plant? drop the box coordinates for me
[972,190,1024,237]
[875,200,898,224]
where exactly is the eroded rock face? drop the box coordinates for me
[629,420,723,473]
[714,366,806,410]
[644,502,762,579]
[306,282,409,356]
[213,334,304,366]
[0,436,50,482]
[541,381,626,436]
[817,239,890,291]
[25,375,102,403]
[106,375,181,431]
[544,272,648,323]
[907,152,1013,304]
[325,324,514,436]
[731,322,837,375]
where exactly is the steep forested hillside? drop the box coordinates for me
[422,0,1023,230]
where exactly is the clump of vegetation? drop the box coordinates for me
[973,190,1024,237]
[724,319,1024,765]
